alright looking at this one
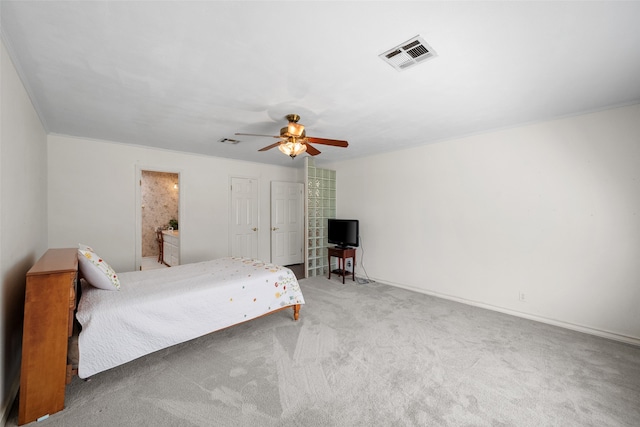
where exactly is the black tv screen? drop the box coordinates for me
[328,219,359,248]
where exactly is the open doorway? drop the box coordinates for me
[139,170,179,270]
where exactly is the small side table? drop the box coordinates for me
[328,246,356,284]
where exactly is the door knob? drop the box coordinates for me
[272,227,279,231]
[252,227,258,231]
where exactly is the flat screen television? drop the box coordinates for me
[327,219,359,248]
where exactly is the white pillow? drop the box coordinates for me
[77,244,120,291]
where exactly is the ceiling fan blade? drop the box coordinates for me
[258,142,282,152]
[304,142,321,156]
[235,133,281,139]
[306,137,349,147]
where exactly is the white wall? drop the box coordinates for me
[0,41,48,422]
[328,104,640,344]
[47,135,304,272]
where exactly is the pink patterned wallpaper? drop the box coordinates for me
[141,171,179,257]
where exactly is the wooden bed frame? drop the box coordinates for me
[19,248,301,425]
[66,299,300,382]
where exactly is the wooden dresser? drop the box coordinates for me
[19,248,78,425]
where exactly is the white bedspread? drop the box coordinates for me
[76,257,304,378]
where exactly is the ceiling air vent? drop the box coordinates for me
[219,138,240,144]
[379,35,437,71]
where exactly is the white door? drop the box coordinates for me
[230,177,259,258]
[271,181,303,265]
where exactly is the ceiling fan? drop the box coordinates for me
[235,114,349,158]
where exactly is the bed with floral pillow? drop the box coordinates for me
[75,256,304,378]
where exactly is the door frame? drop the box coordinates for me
[135,165,183,271]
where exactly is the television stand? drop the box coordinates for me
[328,246,356,284]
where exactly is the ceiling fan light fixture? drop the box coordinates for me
[235,113,348,157]
[278,139,307,158]
[287,121,305,137]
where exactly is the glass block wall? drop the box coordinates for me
[305,158,336,277]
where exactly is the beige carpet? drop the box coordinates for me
[8,275,640,426]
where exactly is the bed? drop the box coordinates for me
[75,256,305,378]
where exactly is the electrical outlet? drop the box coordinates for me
[346,260,352,268]
[519,292,526,302]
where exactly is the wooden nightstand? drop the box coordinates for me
[327,246,356,284]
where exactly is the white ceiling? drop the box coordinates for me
[2,1,640,167]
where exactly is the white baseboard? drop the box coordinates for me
[0,377,19,426]
[375,278,640,347]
